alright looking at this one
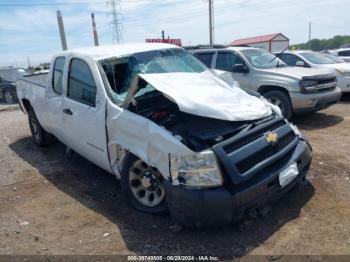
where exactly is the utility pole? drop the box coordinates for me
[91,13,99,46]
[27,56,31,69]
[308,22,312,50]
[107,0,122,43]
[208,0,214,45]
[56,11,68,50]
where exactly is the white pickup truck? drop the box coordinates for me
[17,44,312,227]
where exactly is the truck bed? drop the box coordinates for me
[16,72,51,131]
[20,72,48,88]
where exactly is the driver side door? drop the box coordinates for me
[60,57,111,172]
[214,51,251,89]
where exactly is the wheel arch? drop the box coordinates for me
[258,85,290,96]
[21,99,32,114]
[258,86,294,119]
[257,85,293,107]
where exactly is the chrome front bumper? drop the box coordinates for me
[290,87,341,114]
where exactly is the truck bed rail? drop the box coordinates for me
[20,72,48,88]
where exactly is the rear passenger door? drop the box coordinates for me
[193,52,215,68]
[46,56,66,139]
[61,57,111,172]
[215,51,251,89]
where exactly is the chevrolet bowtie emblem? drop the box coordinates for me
[266,132,278,145]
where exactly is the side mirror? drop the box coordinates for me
[296,61,305,67]
[232,64,249,74]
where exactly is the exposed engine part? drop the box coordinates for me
[129,91,252,151]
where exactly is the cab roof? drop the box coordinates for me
[284,49,313,54]
[189,45,262,52]
[54,43,180,61]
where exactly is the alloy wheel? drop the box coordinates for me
[268,97,285,114]
[4,91,13,104]
[128,160,165,208]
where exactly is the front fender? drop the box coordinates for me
[106,100,194,180]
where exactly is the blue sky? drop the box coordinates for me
[0,0,349,67]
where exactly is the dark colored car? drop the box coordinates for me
[0,68,32,104]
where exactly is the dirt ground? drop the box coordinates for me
[1,96,350,258]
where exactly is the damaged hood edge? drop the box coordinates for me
[125,71,275,122]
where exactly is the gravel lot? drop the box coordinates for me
[1,96,350,257]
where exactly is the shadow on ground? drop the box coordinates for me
[339,93,350,104]
[291,94,350,130]
[292,112,343,131]
[9,137,314,256]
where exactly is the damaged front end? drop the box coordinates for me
[100,48,312,227]
[118,70,280,189]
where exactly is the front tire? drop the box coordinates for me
[263,90,293,119]
[28,110,54,147]
[121,154,167,213]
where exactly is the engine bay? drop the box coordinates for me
[128,90,252,151]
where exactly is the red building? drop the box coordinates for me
[230,33,289,52]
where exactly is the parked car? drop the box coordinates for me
[16,44,312,228]
[278,50,350,93]
[320,52,346,63]
[0,67,32,104]
[189,46,340,119]
[331,48,350,63]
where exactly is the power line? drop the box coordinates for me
[0,2,104,7]
[0,0,154,7]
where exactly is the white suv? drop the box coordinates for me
[331,48,350,63]
[279,50,350,93]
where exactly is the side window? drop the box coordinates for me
[194,52,214,68]
[338,50,350,57]
[52,57,65,95]
[0,70,11,82]
[284,54,304,66]
[278,53,287,63]
[68,59,96,107]
[0,71,6,82]
[215,52,245,72]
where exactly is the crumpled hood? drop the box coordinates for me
[139,71,273,121]
[262,66,335,80]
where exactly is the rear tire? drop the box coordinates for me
[4,89,16,104]
[120,154,168,214]
[28,110,54,147]
[263,90,293,119]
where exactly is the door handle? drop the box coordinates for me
[63,108,73,115]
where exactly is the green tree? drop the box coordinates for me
[290,35,350,51]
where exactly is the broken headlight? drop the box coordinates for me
[169,150,223,188]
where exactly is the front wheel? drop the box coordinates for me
[121,154,167,213]
[263,90,293,119]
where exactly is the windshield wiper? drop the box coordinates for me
[268,46,289,66]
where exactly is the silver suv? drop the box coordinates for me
[189,46,341,119]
